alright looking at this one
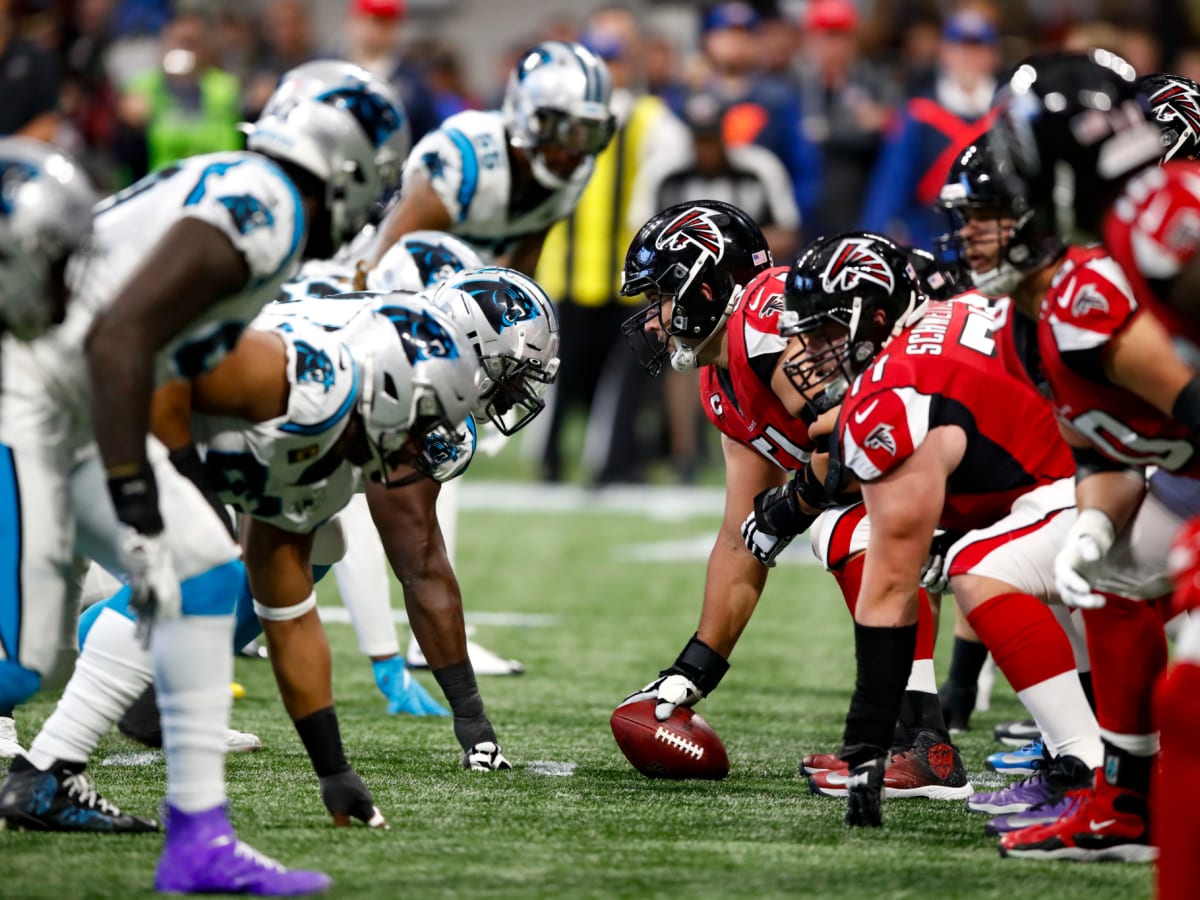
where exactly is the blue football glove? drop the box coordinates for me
[372,658,450,716]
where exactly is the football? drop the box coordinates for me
[610,700,730,780]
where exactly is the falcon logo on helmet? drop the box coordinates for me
[655,208,726,261]
[1148,78,1200,161]
[822,237,896,295]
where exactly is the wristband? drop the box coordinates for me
[662,633,730,695]
[107,463,165,535]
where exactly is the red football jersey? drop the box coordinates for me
[1039,244,1200,474]
[1104,161,1200,350]
[700,266,813,470]
[837,298,1074,532]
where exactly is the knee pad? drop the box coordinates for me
[311,518,347,567]
[0,659,43,709]
[180,559,244,617]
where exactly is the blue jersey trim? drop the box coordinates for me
[0,445,22,660]
[443,128,479,222]
[255,156,307,284]
[183,160,246,206]
[279,351,360,436]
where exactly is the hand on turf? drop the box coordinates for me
[844,757,885,828]
[620,673,704,722]
[116,526,181,646]
[462,741,512,771]
[319,769,388,828]
[1054,509,1115,609]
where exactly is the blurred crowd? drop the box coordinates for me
[4,0,1199,482]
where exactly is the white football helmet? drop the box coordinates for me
[245,61,410,254]
[427,266,560,435]
[347,293,483,486]
[0,138,99,341]
[367,230,484,293]
[502,41,616,189]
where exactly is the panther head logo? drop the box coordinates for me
[405,239,469,287]
[821,237,896,295]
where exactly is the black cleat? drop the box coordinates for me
[0,756,159,832]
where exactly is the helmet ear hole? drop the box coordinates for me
[382,372,400,401]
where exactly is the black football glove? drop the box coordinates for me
[319,768,387,828]
[844,757,886,828]
[741,474,818,567]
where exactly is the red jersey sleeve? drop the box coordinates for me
[838,383,932,482]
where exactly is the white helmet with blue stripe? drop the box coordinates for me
[0,138,98,341]
[347,293,483,487]
[367,230,484,293]
[427,266,560,435]
[245,60,410,254]
[502,41,616,189]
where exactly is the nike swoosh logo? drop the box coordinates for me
[1089,818,1116,831]
[853,400,880,424]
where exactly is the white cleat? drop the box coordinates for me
[406,635,525,676]
[0,716,25,759]
[224,728,262,753]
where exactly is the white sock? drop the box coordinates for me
[27,609,152,770]
[1017,669,1104,767]
[332,495,399,658]
[1051,604,1091,674]
[435,477,459,566]
[153,614,233,812]
[904,658,937,694]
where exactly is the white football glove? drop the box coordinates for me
[463,741,512,771]
[1054,509,1116,610]
[116,525,181,645]
[620,673,705,722]
[740,511,795,568]
[919,530,962,595]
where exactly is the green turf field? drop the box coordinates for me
[0,493,1154,899]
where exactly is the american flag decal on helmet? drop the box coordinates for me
[655,207,726,262]
[822,236,896,295]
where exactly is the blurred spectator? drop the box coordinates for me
[116,12,241,178]
[533,5,689,485]
[798,0,900,235]
[625,89,801,483]
[643,32,683,98]
[0,0,61,140]
[664,2,822,228]
[1119,22,1162,75]
[244,0,317,118]
[343,0,438,141]
[1176,45,1200,85]
[860,5,1001,250]
[759,14,798,79]
[415,41,480,122]
[898,10,943,93]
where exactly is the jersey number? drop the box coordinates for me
[750,424,811,469]
[1069,408,1195,470]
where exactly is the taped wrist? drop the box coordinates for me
[1071,444,1136,482]
[663,634,730,695]
[107,463,164,535]
[294,706,350,777]
[1173,375,1200,438]
[168,444,235,539]
[756,476,819,536]
[433,660,496,749]
[794,463,836,511]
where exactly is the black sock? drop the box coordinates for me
[947,636,989,689]
[294,707,349,778]
[841,622,918,767]
[433,660,496,750]
[1102,739,1153,795]
[895,690,948,747]
[1079,671,1096,713]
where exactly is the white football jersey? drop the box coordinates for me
[191,318,362,533]
[403,110,592,258]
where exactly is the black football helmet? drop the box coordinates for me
[934,135,1064,297]
[908,247,966,301]
[1140,73,1200,162]
[992,50,1163,239]
[779,232,921,415]
[620,200,772,374]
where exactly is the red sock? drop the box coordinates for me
[1082,595,1167,736]
[1154,662,1200,900]
[914,589,934,662]
[831,554,934,662]
[966,592,1075,692]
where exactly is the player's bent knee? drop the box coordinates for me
[0,659,43,708]
[180,559,245,616]
[254,590,317,622]
[78,586,138,646]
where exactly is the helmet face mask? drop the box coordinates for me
[779,232,920,415]
[620,200,772,375]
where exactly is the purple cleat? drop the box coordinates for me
[154,804,331,896]
[966,754,1091,815]
[983,790,1083,835]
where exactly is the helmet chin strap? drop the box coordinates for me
[668,284,746,372]
[531,153,570,189]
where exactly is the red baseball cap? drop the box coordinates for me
[805,0,860,32]
[352,0,405,19]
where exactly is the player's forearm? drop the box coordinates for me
[87,315,157,479]
[1075,468,1147,535]
[399,566,468,670]
[698,527,769,658]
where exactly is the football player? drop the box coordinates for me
[777,230,1105,829]
[0,61,406,895]
[371,40,616,275]
[614,201,971,801]
[0,138,98,760]
[990,52,1200,886]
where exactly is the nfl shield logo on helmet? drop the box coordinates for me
[821,236,897,294]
